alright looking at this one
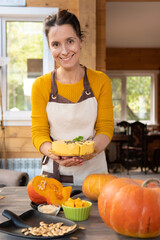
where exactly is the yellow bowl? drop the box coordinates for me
[62,201,92,221]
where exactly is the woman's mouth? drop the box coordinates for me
[60,54,74,62]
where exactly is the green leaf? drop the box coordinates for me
[73,136,84,141]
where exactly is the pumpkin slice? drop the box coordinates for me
[47,186,72,207]
[27,175,63,204]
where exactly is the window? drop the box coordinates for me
[0,7,58,126]
[107,71,158,124]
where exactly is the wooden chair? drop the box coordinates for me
[117,121,131,135]
[116,121,131,161]
[152,148,160,173]
[120,121,148,173]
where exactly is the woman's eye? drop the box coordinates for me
[52,42,59,47]
[67,39,74,44]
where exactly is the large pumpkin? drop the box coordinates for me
[27,175,72,206]
[98,177,160,238]
[82,173,117,201]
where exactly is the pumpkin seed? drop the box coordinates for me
[21,221,77,237]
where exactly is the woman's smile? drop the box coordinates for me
[60,54,74,61]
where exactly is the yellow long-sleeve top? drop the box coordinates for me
[31,68,114,152]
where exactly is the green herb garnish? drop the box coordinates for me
[73,136,84,142]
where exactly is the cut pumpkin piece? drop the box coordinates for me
[27,175,68,205]
[47,186,72,207]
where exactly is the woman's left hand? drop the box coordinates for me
[80,151,98,161]
[54,156,84,167]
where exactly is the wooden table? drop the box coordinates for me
[1,186,159,240]
[146,132,160,172]
[111,132,160,172]
[147,132,160,142]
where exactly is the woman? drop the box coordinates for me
[31,10,114,185]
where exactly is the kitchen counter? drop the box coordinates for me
[0,186,159,240]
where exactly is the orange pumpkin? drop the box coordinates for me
[82,173,117,201]
[27,175,72,206]
[98,177,160,238]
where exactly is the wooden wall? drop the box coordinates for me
[78,0,96,70]
[106,48,160,70]
[0,127,40,159]
[96,0,106,71]
[0,0,106,163]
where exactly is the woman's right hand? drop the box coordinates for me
[40,141,83,167]
[49,152,83,167]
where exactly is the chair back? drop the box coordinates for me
[117,121,130,135]
[129,121,147,149]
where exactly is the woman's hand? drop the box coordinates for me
[49,153,84,167]
[80,151,98,161]
[40,142,83,167]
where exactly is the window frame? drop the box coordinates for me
[0,7,58,126]
[107,70,158,125]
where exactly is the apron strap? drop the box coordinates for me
[51,71,58,98]
[42,156,60,180]
[42,156,73,183]
[83,66,91,92]
[49,70,73,103]
[42,155,49,165]
[78,66,95,102]
[53,160,60,181]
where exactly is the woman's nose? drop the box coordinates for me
[61,44,69,55]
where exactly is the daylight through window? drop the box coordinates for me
[107,71,157,124]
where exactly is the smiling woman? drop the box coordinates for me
[31,9,114,186]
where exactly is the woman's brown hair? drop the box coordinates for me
[44,9,84,41]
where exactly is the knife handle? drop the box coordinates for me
[2,209,30,228]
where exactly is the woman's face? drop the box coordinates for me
[48,24,82,70]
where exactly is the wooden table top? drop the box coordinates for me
[112,132,160,142]
[0,186,160,240]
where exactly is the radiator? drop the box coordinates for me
[0,158,42,181]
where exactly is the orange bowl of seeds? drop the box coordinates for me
[62,198,92,221]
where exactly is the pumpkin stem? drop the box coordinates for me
[142,178,160,188]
